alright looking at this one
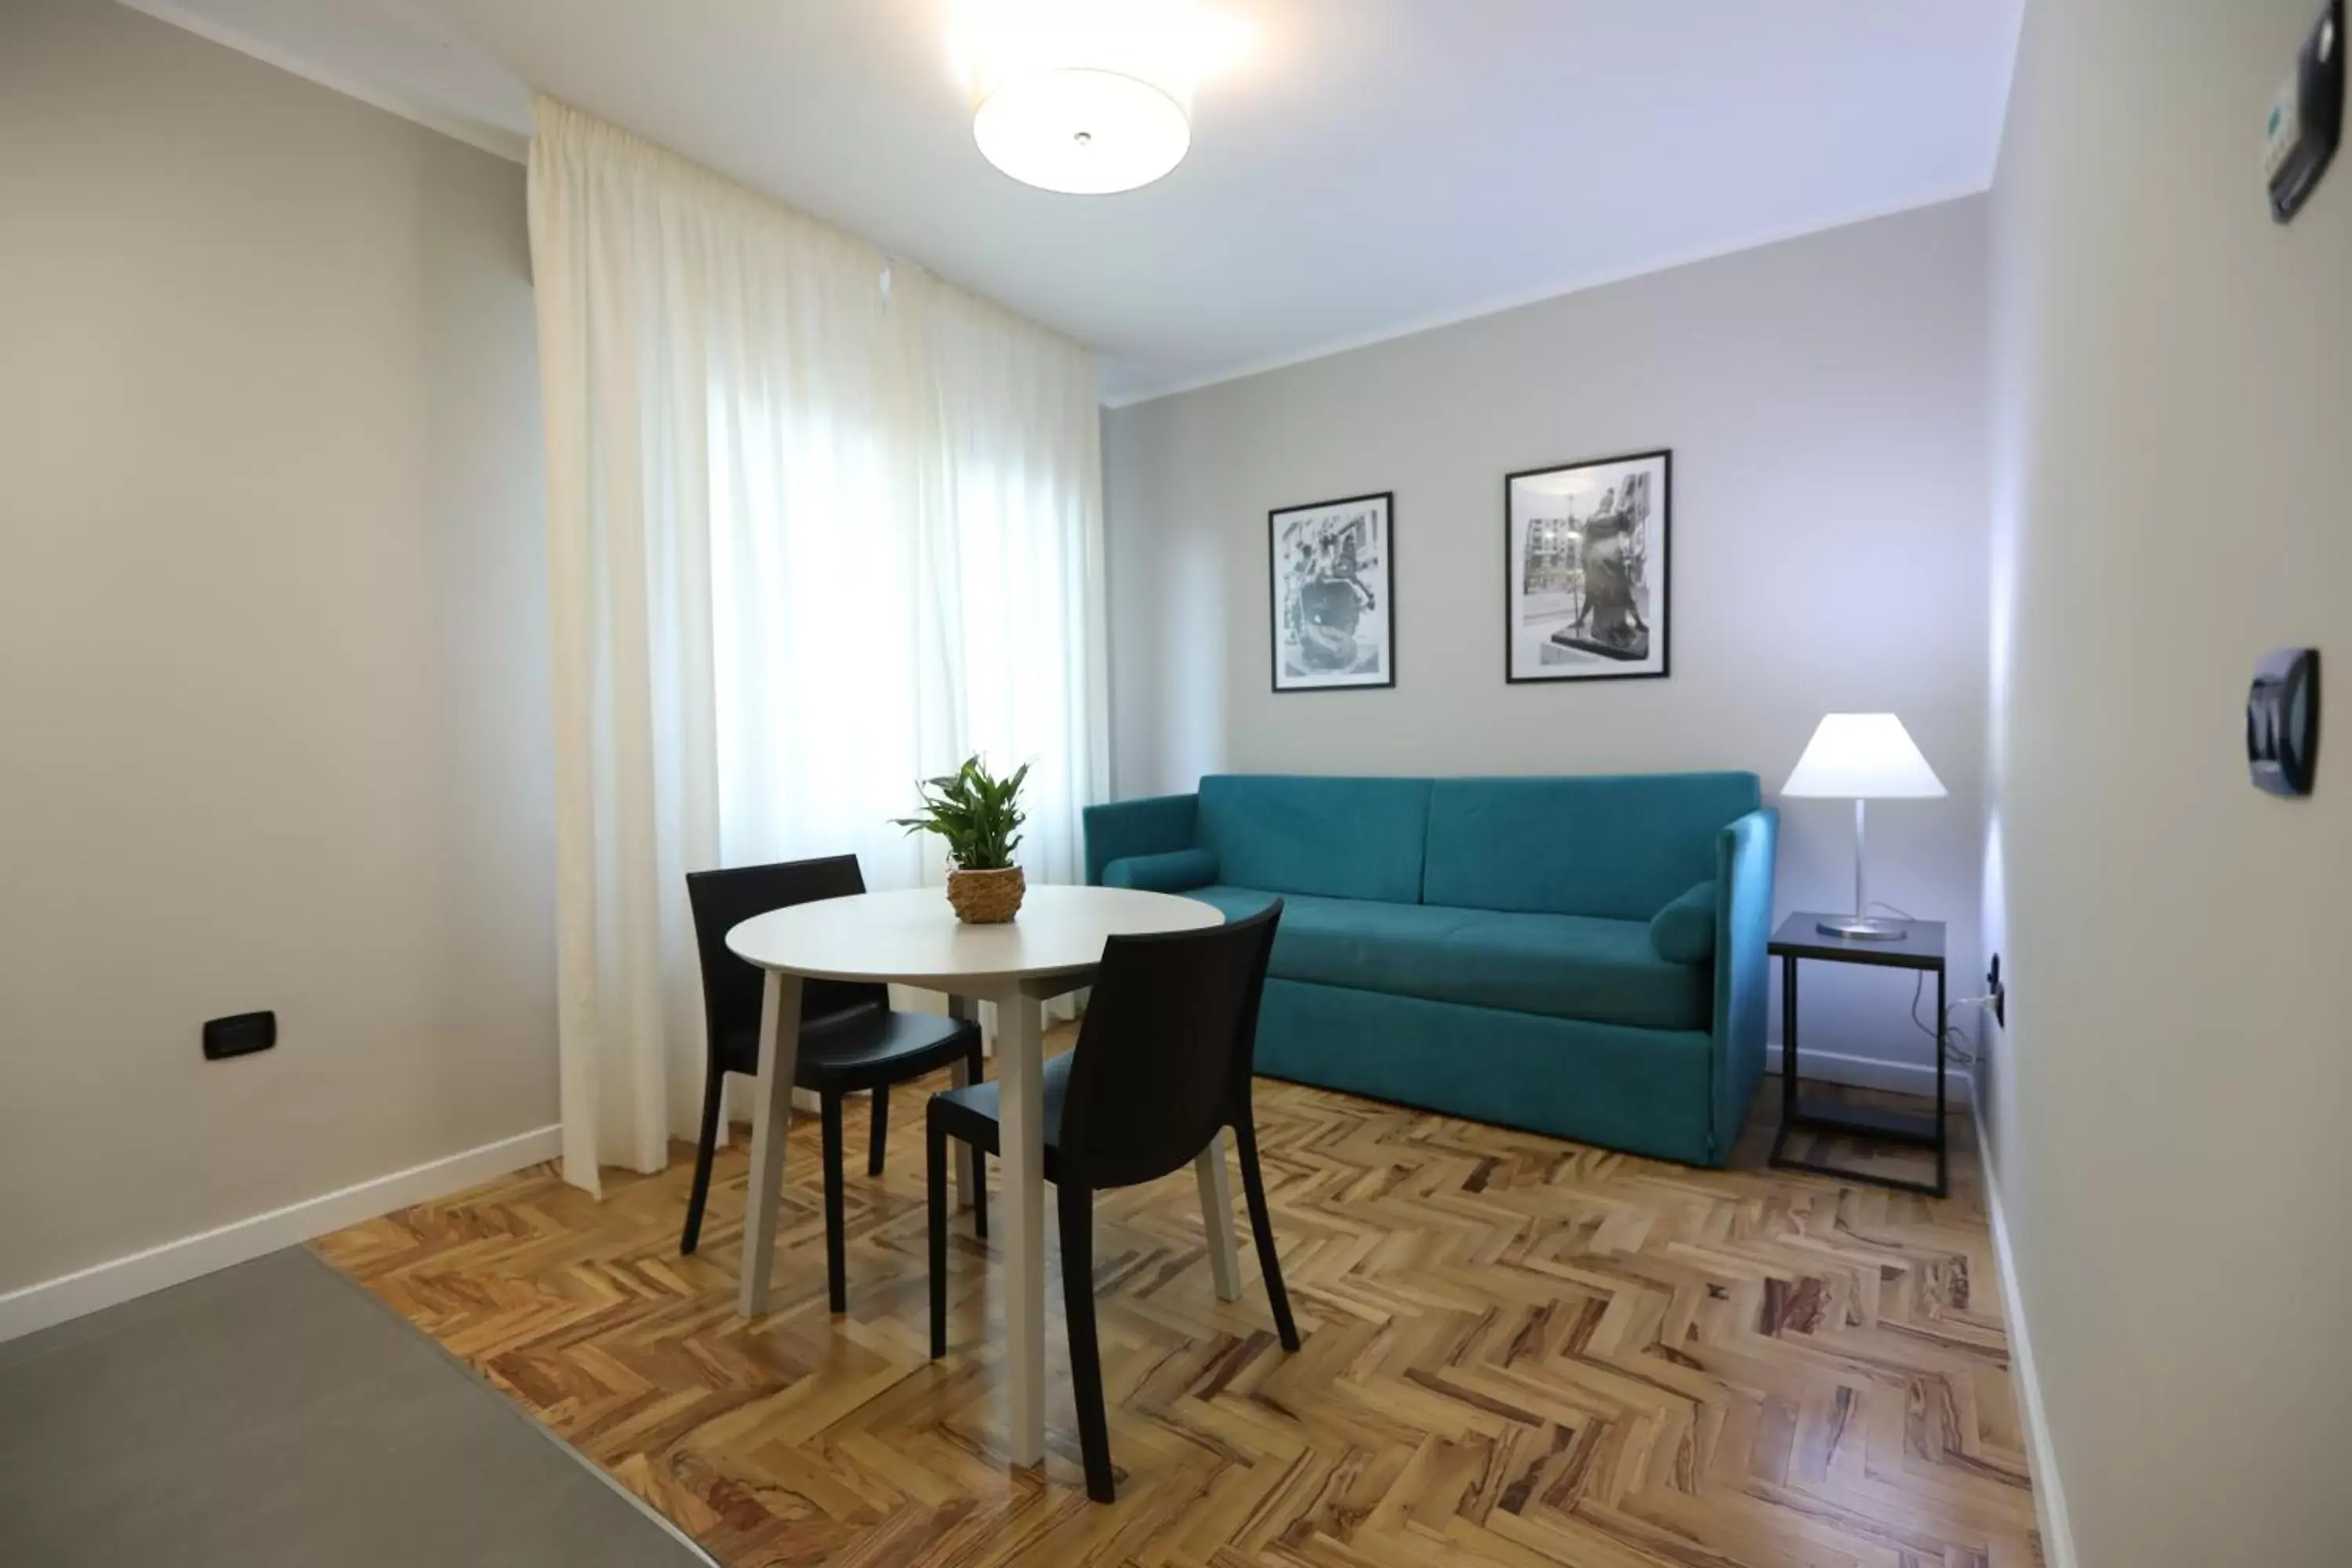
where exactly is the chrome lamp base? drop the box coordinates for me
[1816,913,1908,942]
[1817,798,1909,940]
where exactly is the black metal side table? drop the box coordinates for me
[1767,912,1948,1197]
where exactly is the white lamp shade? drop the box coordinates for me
[1780,713,1947,799]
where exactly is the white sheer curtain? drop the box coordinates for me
[528,99,1108,1194]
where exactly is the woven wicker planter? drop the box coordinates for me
[946,865,1025,924]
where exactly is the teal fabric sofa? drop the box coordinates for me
[1083,773,1777,1167]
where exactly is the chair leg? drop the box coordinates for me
[868,1086,889,1177]
[927,1116,949,1359]
[1232,1111,1300,1352]
[968,1045,989,1241]
[820,1091,848,1315]
[1058,1178,1117,1503]
[679,1064,727,1256]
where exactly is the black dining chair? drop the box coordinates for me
[682,855,987,1313]
[924,902,1298,1502]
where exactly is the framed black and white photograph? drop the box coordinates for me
[1504,448,1670,683]
[1269,491,1394,692]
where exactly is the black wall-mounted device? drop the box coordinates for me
[2267,0,2343,223]
[2249,648,2320,797]
[202,1011,277,1062]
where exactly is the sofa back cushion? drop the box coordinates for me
[1196,775,1432,902]
[1422,772,1761,920]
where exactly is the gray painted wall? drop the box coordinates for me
[1104,198,1991,1080]
[1986,2,2352,1560]
[0,0,554,1292]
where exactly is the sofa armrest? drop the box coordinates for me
[1650,879,1719,964]
[1708,806,1779,1163]
[1082,793,1200,886]
[1102,848,1218,893]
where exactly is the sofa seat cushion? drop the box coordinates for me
[1184,886,1710,1033]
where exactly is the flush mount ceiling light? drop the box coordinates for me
[954,0,1243,195]
[973,66,1190,195]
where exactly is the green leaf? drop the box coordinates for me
[890,753,1030,870]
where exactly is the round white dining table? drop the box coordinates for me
[724,883,1226,1468]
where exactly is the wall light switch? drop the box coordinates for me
[2267,0,2343,223]
[2249,648,2321,797]
[202,1011,277,1061]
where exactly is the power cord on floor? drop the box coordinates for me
[1866,902,1989,1067]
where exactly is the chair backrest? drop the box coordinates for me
[1057,902,1283,1190]
[684,857,887,1061]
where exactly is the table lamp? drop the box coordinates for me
[1781,713,1946,940]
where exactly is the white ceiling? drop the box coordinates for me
[128,0,2024,405]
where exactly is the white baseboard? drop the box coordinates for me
[1778,1042,1973,1099]
[1973,1106,2077,1567]
[0,1124,560,1345]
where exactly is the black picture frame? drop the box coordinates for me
[1268,491,1396,693]
[1503,448,1671,684]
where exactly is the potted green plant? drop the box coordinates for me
[891,755,1031,924]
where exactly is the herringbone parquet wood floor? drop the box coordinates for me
[318,1057,2039,1568]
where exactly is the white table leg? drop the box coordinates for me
[946,994,979,1210]
[738,969,804,1318]
[997,987,1047,1466]
[1195,1130,1243,1302]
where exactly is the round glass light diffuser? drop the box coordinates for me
[973,66,1191,194]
